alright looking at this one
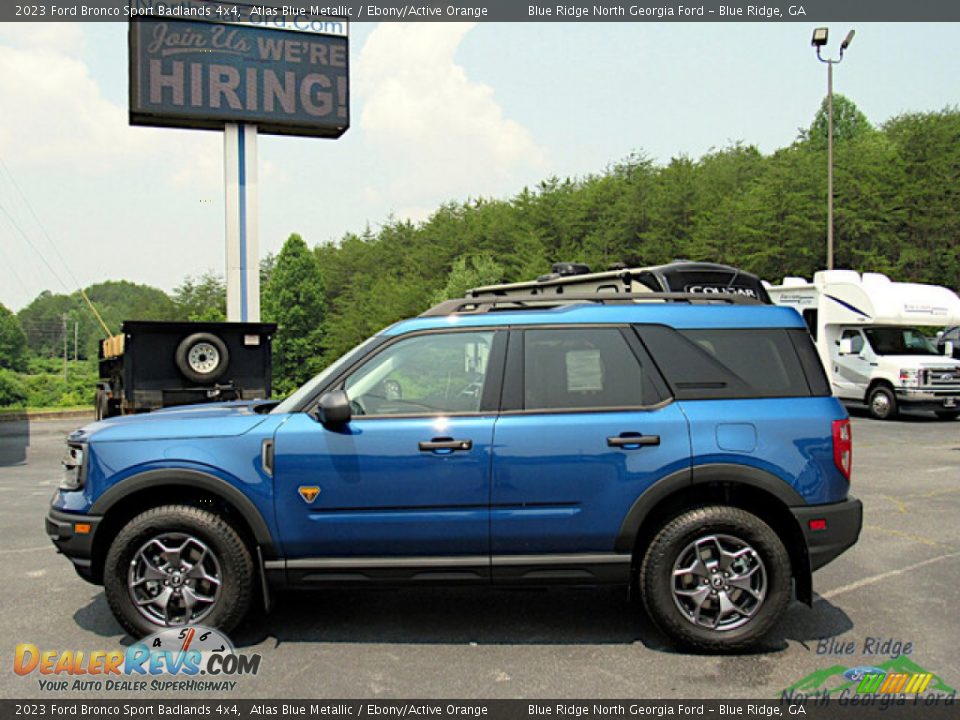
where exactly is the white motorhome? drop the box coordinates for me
[768,271,960,420]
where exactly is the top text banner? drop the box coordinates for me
[6,0,960,22]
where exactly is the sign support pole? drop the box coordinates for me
[224,122,260,322]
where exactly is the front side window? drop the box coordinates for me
[841,329,865,354]
[523,328,647,410]
[344,331,494,417]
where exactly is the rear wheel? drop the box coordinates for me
[104,505,253,638]
[867,385,898,420]
[639,506,791,652]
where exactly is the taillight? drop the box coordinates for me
[832,419,852,481]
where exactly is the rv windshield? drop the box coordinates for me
[863,327,939,356]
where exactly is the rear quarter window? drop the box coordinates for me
[637,325,824,399]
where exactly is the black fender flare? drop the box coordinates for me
[615,463,812,604]
[90,468,276,557]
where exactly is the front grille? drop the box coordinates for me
[922,366,960,387]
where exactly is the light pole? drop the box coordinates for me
[811,27,855,271]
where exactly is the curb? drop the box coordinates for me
[0,409,94,423]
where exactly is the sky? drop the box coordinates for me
[0,21,958,312]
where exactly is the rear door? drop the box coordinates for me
[489,326,690,582]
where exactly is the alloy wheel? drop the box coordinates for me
[127,532,222,626]
[671,533,767,631]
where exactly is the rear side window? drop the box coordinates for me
[637,325,821,399]
[523,328,649,410]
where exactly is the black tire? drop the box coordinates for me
[174,333,230,384]
[867,384,898,420]
[935,410,959,421]
[104,505,254,638]
[105,398,120,419]
[639,505,791,653]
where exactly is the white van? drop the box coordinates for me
[767,271,960,420]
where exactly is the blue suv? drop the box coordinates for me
[47,293,862,651]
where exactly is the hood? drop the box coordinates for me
[69,400,278,444]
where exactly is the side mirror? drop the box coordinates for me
[946,341,955,357]
[936,330,944,340]
[314,390,351,426]
[838,338,853,355]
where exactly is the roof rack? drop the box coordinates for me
[420,291,762,317]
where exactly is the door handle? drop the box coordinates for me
[607,434,660,448]
[419,437,473,452]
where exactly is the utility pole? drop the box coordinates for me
[62,314,68,382]
[811,27,855,271]
[827,60,833,271]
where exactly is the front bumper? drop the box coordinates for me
[45,508,102,583]
[894,388,960,409]
[791,496,863,571]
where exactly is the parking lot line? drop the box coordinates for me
[819,550,960,601]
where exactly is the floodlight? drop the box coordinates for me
[841,29,856,50]
[811,27,828,47]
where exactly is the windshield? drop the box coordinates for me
[863,327,939,356]
[271,336,383,414]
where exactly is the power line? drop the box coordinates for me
[0,200,72,291]
[0,159,113,337]
[0,231,30,298]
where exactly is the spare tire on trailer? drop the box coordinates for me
[174,333,230,384]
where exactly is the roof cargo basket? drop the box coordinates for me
[420,291,761,317]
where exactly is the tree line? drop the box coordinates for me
[2,97,958,405]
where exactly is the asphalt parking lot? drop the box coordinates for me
[1,412,957,700]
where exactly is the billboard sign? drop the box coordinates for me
[129,17,349,138]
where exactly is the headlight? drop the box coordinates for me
[899,369,921,388]
[60,444,86,491]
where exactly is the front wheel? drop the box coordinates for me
[639,506,791,652]
[104,505,254,638]
[867,385,898,420]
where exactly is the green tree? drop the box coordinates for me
[263,234,326,394]
[173,272,226,322]
[801,93,875,148]
[17,281,177,360]
[0,303,28,371]
[430,255,505,304]
[0,368,28,407]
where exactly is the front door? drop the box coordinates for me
[833,328,871,398]
[273,329,504,578]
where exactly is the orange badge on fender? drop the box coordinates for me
[298,486,320,504]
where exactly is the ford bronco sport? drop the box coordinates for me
[47,292,862,651]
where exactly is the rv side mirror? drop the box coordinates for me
[945,341,955,358]
[838,338,854,355]
[936,330,944,339]
[314,390,352,426]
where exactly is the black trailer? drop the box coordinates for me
[96,321,277,419]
